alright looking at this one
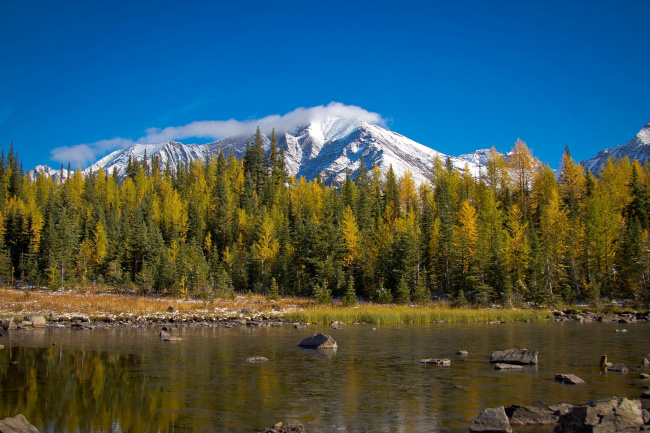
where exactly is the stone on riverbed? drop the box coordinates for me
[0,414,39,433]
[554,397,643,433]
[245,356,268,363]
[469,406,513,433]
[490,349,538,365]
[298,333,337,349]
[555,373,585,384]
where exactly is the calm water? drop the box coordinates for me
[0,321,648,432]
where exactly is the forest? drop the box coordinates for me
[2,128,650,307]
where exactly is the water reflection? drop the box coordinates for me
[0,323,648,432]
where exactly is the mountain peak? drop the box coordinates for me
[581,121,650,173]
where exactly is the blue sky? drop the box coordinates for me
[1,0,649,171]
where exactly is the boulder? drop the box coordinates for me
[25,315,46,328]
[258,422,305,433]
[456,350,469,356]
[470,406,513,433]
[641,373,650,379]
[0,414,39,433]
[494,363,524,370]
[505,405,559,426]
[331,320,344,329]
[490,349,538,365]
[245,356,269,363]
[293,324,307,329]
[420,358,451,366]
[159,330,183,341]
[642,358,650,365]
[554,397,643,433]
[298,333,337,349]
[555,374,585,384]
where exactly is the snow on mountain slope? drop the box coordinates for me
[581,122,650,174]
[30,117,486,185]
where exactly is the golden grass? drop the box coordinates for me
[284,303,550,324]
[0,287,311,319]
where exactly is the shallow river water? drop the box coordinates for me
[0,321,648,432]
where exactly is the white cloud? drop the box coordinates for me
[50,102,384,167]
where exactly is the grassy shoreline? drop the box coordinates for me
[0,287,556,324]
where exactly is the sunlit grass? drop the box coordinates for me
[284,303,550,324]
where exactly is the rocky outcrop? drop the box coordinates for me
[554,397,643,433]
[555,374,585,384]
[553,309,650,323]
[298,333,337,349]
[0,414,39,433]
[490,349,538,365]
[470,406,513,433]
[258,422,305,433]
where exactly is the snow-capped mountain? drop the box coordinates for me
[30,117,489,185]
[581,122,650,174]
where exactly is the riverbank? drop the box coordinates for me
[0,287,647,328]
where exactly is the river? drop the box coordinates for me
[1,321,648,432]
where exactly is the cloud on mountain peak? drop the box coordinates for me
[49,102,384,167]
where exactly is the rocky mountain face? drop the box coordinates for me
[30,117,492,184]
[580,122,650,174]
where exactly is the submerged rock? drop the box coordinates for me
[456,350,469,356]
[298,333,337,349]
[494,363,524,370]
[159,330,183,341]
[470,406,513,433]
[554,397,643,433]
[420,358,451,366]
[555,373,585,384]
[245,356,269,363]
[490,349,538,365]
[0,414,39,433]
[607,363,629,373]
[258,422,305,433]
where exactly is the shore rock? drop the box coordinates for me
[470,406,513,433]
[420,358,451,366]
[258,422,305,433]
[555,374,585,384]
[1,318,17,331]
[494,363,524,370]
[0,414,39,433]
[505,405,559,426]
[554,397,643,433]
[490,349,538,365]
[298,333,337,349]
[25,315,46,328]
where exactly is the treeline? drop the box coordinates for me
[2,129,650,306]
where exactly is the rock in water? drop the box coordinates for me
[607,363,629,373]
[555,397,643,433]
[469,406,513,433]
[505,405,559,426]
[0,414,39,433]
[25,315,46,328]
[298,333,337,349]
[245,356,269,363]
[490,349,538,365]
[555,373,586,384]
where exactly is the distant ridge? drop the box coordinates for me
[580,122,650,174]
